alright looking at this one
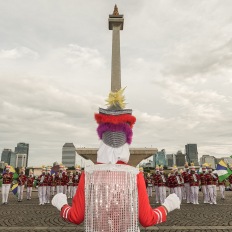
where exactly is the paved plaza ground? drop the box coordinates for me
[1,190,232,232]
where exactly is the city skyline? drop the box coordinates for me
[0,1,232,166]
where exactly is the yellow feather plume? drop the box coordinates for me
[105,87,126,109]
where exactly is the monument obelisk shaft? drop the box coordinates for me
[109,5,124,92]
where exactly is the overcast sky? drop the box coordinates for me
[0,0,232,167]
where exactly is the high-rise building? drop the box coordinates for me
[15,143,29,167]
[185,144,199,165]
[153,149,166,167]
[0,161,5,169]
[62,143,76,167]
[9,152,17,167]
[15,154,27,168]
[176,150,186,167]
[166,154,175,167]
[200,155,216,169]
[1,149,12,164]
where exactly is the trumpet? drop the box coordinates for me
[193,174,197,182]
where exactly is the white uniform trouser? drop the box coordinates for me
[63,185,67,195]
[17,185,24,201]
[190,186,199,204]
[184,183,191,203]
[158,186,166,204]
[68,186,74,198]
[56,185,64,194]
[213,185,217,203]
[201,185,208,203]
[2,184,11,203]
[73,186,78,197]
[207,185,215,204]
[154,186,159,203]
[147,186,153,197]
[38,186,46,204]
[51,186,55,195]
[219,185,225,199]
[26,187,32,199]
[170,187,174,194]
[174,186,182,203]
[46,186,51,203]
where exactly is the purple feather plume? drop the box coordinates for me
[97,123,133,144]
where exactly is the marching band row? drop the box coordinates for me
[0,164,81,205]
[145,163,228,205]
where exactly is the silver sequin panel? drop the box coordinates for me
[102,131,126,148]
[85,164,139,232]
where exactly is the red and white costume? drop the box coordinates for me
[218,180,225,199]
[46,169,53,203]
[17,168,27,202]
[26,172,34,200]
[37,168,47,205]
[199,167,208,203]
[189,167,200,205]
[205,168,217,204]
[1,166,13,204]
[67,172,74,199]
[181,165,190,203]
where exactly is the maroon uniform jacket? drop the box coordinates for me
[46,174,53,186]
[73,173,81,187]
[27,176,35,187]
[199,173,207,186]
[2,173,13,184]
[181,171,189,183]
[205,173,217,185]
[189,173,200,187]
[228,174,232,184]
[167,174,178,188]
[152,173,159,187]
[157,174,166,187]
[37,174,48,187]
[55,173,68,186]
[18,174,27,186]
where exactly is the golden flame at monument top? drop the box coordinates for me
[113,4,119,16]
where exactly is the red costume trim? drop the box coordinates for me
[94,113,136,127]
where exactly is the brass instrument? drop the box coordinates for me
[161,174,166,183]
[176,175,181,184]
[193,174,197,182]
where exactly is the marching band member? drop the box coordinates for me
[55,164,64,194]
[182,162,190,203]
[67,172,74,199]
[205,165,217,204]
[17,167,27,202]
[158,165,166,204]
[212,172,218,204]
[172,166,182,203]
[228,164,232,189]
[167,170,175,195]
[1,165,13,204]
[199,165,208,203]
[179,169,185,201]
[73,166,81,197]
[26,170,34,200]
[218,179,226,200]
[46,167,53,203]
[37,167,47,205]
[51,173,56,196]
[146,173,153,197]
[52,82,180,229]
[153,166,160,203]
[189,163,200,205]
[62,168,68,195]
